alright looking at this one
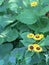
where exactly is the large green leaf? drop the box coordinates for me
[31,53,43,64]
[0,15,16,28]
[0,43,13,58]
[17,9,38,24]
[11,47,26,60]
[6,29,19,42]
[36,17,49,33]
[28,17,49,33]
[1,28,19,42]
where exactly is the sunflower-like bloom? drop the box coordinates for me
[33,34,44,40]
[34,46,43,52]
[33,44,43,52]
[28,44,34,51]
[31,1,38,7]
[27,33,34,38]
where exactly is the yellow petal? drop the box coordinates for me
[40,34,44,38]
[27,33,34,38]
[31,1,38,7]
[33,44,40,48]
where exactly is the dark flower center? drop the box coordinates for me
[36,47,40,50]
[30,46,34,50]
[36,36,40,38]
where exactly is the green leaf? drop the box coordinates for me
[25,50,34,58]
[40,0,49,6]
[17,9,38,24]
[0,59,4,65]
[1,28,19,42]
[0,43,13,58]
[37,60,46,65]
[22,0,30,7]
[39,5,49,16]
[6,29,19,42]
[16,23,29,33]
[20,39,35,47]
[20,32,30,39]
[47,58,49,65]
[11,47,26,60]
[25,57,31,65]
[40,35,49,46]
[0,0,4,5]
[39,20,49,33]
[29,17,49,33]
[0,15,16,28]
[8,2,18,13]
[31,53,42,64]
[0,35,5,45]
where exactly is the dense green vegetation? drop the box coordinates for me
[0,0,49,65]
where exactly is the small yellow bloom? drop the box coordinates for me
[33,34,44,40]
[31,1,38,7]
[27,33,34,38]
[34,46,43,52]
[28,44,34,51]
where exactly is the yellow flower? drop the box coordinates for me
[34,46,43,52]
[33,34,44,40]
[33,44,43,52]
[27,33,34,38]
[31,1,38,7]
[28,44,34,51]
